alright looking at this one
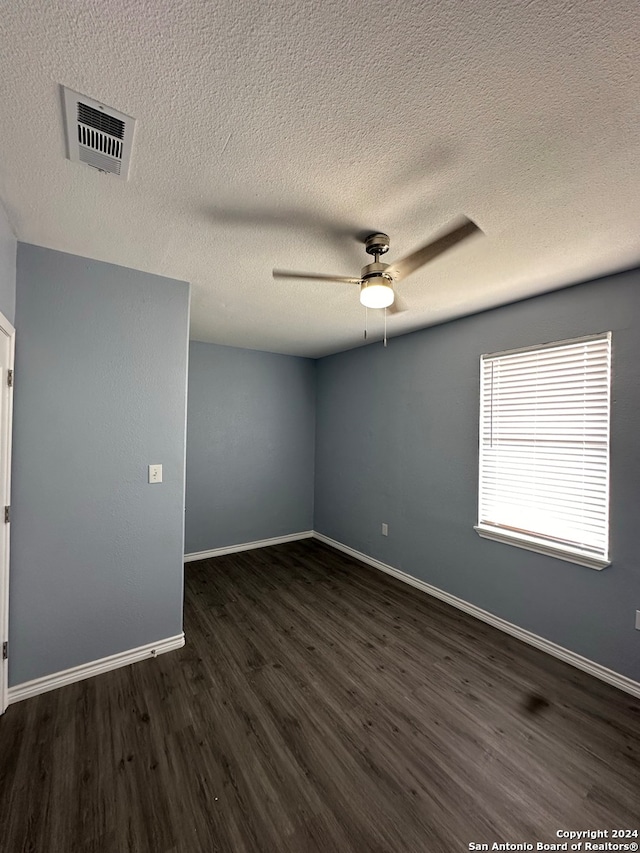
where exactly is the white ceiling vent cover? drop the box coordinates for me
[62,86,135,179]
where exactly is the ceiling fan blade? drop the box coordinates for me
[386,217,481,282]
[273,269,361,284]
[387,292,408,315]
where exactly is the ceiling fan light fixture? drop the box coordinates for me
[272,216,481,317]
[360,276,394,309]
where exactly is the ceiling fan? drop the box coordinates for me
[273,216,482,313]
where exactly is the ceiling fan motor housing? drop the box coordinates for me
[361,261,392,280]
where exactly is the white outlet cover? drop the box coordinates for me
[148,464,163,484]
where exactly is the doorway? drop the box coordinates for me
[0,310,14,713]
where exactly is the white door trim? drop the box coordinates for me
[0,310,15,714]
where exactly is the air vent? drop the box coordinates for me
[62,87,135,179]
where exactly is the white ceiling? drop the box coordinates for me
[1,0,638,357]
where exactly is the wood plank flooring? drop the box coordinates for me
[1,539,639,852]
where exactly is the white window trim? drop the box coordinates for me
[475,332,612,571]
[474,525,610,570]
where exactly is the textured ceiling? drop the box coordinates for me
[0,0,638,357]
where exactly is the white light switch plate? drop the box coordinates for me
[148,464,162,484]
[636,610,640,630]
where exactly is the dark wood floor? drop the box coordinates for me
[1,540,639,852]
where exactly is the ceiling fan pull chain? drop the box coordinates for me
[384,307,387,347]
[364,306,368,340]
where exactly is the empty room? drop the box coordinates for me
[0,1,639,851]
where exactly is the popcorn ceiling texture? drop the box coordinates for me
[0,0,638,356]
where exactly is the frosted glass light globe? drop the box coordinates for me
[360,277,394,309]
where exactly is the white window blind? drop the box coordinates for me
[476,333,611,569]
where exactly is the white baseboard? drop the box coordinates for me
[313,532,640,700]
[7,633,185,705]
[184,530,314,562]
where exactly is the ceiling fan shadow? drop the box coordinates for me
[375,141,461,221]
[198,204,377,268]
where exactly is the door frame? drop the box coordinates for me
[0,310,15,714]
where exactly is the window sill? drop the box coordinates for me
[473,525,610,571]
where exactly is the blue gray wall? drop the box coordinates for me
[185,341,315,554]
[10,245,190,685]
[0,199,16,324]
[315,268,640,682]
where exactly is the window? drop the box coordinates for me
[475,333,611,570]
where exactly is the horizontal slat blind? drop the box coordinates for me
[479,334,611,560]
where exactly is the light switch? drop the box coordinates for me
[148,464,163,484]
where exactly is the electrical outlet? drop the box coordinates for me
[381,523,389,536]
[636,610,640,630]
[148,464,163,484]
